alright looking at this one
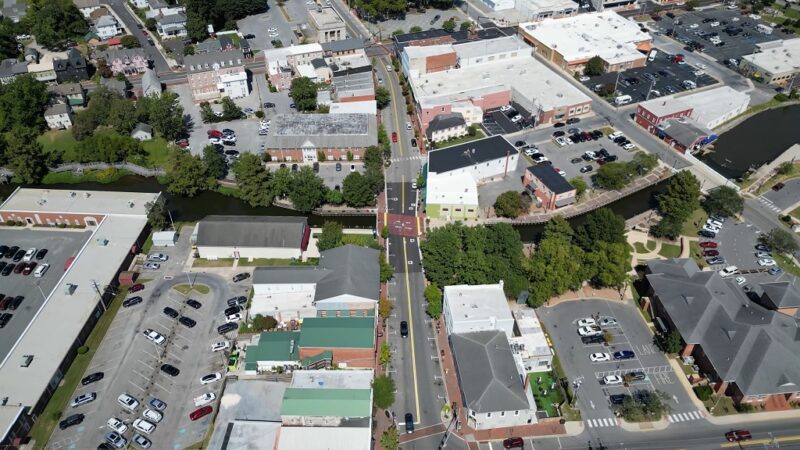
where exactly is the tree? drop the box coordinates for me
[596,162,631,190]
[373,375,395,408]
[410,25,422,32]
[527,236,585,307]
[317,221,344,251]
[380,427,399,450]
[777,161,794,175]
[106,98,139,134]
[584,242,631,288]
[574,208,626,251]
[0,18,21,60]
[380,251,393,282]
[145,197,170,231]
[702,186,743,217]
[460,21,472,31]
[759,228,799,254]
[26,0,88,49]
[232,153,273,207]
[4,127,47,183]
[375,87,391,109]
[658,171,701,223]
[630,152,658,174]
[442,18,456,32]
[424,284,443,319]
[203,145,227,179]
[138,92,185,140]
[288,167,325,213]
[657,329,683,354]
[75,129,145,163]
[290,77,317,112]
[570,176,588,199]
[685,0,698,10]
[494,191,523,218]
[251,314,278,332]
[0,75,50,132]
[220,96,243,121]
[270,166,292,199]
[584,56,605,76]
[145,18,157,31]
[199,101,217,123]
[326,188,344,204]
[120,35,139,48]
[378,297,393,321]
[541,216,573,242]
[342,172,374,207]
[379,342,391,367]
[166,149,209,197]
[650,217,682,240]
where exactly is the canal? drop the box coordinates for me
[700,104,800,179]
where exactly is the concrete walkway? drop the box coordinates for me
[627,230,689,263]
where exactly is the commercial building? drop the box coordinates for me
[444,282,514,338]
[427,135,519,183]
[450,330,537,429]
[510,308,553,372]
[276,427,371,450]
[264,113,377,162]
[321,37,365,57]
[264,44,324,92]
[392,26,517,58]
[403,36,592,131]
[645,259,800,409]
[426,112,468,143]
[185,50,249,101]
[519,11,652,74]
[330,65,375,102]
[194,215,310,260]
[425,172,479,220]
[329,100,377,115]
[308,6,347,43]
[522,164,576,210]
[738,38,800,86]
[636,86,750,130]
[251,244,379,321]
[0,188,159,448]
[514,0,578,21]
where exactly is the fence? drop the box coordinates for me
[49,162,166,177]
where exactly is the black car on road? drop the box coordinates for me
[160,364,180,376]
[400,321,408,338]
[179,316,197,328]
[123,296,143,308]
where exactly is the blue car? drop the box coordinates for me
[613,350,635,361]
[768,267,783,276]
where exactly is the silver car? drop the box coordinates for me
[143,262,160,270]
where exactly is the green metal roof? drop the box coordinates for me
[244,331,300,370]
[299,317,375,349]
[281,388,371,417]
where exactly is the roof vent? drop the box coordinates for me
[21,355,33,367]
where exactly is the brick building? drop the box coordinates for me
[264,113,377,163]
[523,164,576,210]
[184,50,248,101]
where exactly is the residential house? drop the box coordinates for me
[444,282,515,338]
[184,50,249,101]
[74,0,101,18]
[645,259,800,409]
[252,244,379,321]
[263,113,377,162]
[0,58,28,85]
[426,112,468,143]
[44,104,73,129]
[93,48,151,76]
[131,123,153,141]
[522,164,576,210]
[24,48,39,63]
[48,83,86,107]
[156,13,187,38]
[129,0,148,8]
[95,15,122,40]
[54,49,89,82]
[141,68,161,97]
[1,3,26,22]
[27,53,58,82]
[219,35,236,51]
[99,77,130,97]
[145,0,185,19]
[194,215,310,260]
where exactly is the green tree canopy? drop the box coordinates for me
[759,228,799,254]
[290,77,318,112]
[0,75,50,132]
[138,92,185,140]
[596,162,631,190]
[75,129,145,163]
[424,284,443,319]
[541,216,574,242]
[145,197,170,231]
[232,153,273,207]
[650,216,682,240]
[658,171,701,223]
[527,235,585,307]
[442,18,456,32]
[375,87,390,109]
[584,242,631,288]
[342,171,374,207]
[288,166,325,213]
[584,56,605,76]
[317,221,344,251]
[702,186,743,217]
[106,98,139,134]
[494,191,523,218]
[203,145,227,179]
[0,18,21,60]
[574,207,626,250]
[166,149,209,197]
[120,35,139,48]
[4,126,47,183]
[570,176,588,198]
[221,96,243,121]
[373,375,396,408]
[26,0,88,49]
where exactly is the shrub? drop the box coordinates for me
[693,385,713,401]
[255,110,264,119]
[77,346,89,355]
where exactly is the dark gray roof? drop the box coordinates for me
[450,330,531,413]
[311,58,327,69]
[393,28,451,44]
[760,278,800,309]
[196,215,308,249]
[196,39,220,54]
[219,35,234,50]
[141,68,161,95]
[252,244,379,302]
[647,259,800,396]
[45,103,69,116]
[99,78,128,94]
[527,165,575,195]
[428,135,517,174]
[54,49,86,71]
[158,12,186,25]
[425,112,466,139]
[0,58,22,78]
[132,123,152,135]
[660,118,711,149]
[185,49,245,73]
[321,37,364,53]
[48,83,83,97]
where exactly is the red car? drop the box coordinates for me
[129,283,145,293]
[503,437,524,449]
[190,405,213,421]
[174,139,189,148]
[699,241,718,248]
[725,430,752,442]
[773,182,785,191]
[703,249,719,257]
[13,263,26,274]
[391,132,398,143]
[671,55,684,63]
[207,129,222,138]
[22,262,36,275]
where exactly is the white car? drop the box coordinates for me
[194,393,217,407]
[689,23,699,29]
[211,341,230,352]
[554,137,567,147]
[579,76,590,82]
[209,137,221,145]
[147,253,168,262]
[500,105,512,112]
[267,27,277,32]
[200,372,222,385]
[578,326,602,337]
[269,32,279,38]
[71,392,96,407]
[608,132,623,140]
[603,375,624,385]
[623,143,635,150]
[143,262,160,270]
[511,114,524,123]
[758,258,776,267]
[386,64,393,72]
[33,263,50,278]
[584,151,598,160]
[107,417,128,434]
[719,266,739,277]
[23,248,36,262]
[598,317,618,327]
[590,352,610,362]
[133,419,155,435]
[706,219,723,228]
[143,329,166,346]
[142,408,163,423]
[118,393,140,411]
[226,313,243,323]
[702,224,720,233]
[532,155,549,163]
[406,122,412,130]
[710,21,720,27]
[734,276,746,286]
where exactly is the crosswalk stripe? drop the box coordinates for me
[691,411,701,419]
[604,418,613,426]
[588,419,595,427]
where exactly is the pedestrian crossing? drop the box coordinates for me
[667,410,704,423]
[586,417,617,428]
[389,155,425,163]
[758,196,782,213]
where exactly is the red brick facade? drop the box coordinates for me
[0,211,104,227]
[425,52,457,73]
[265,146,367,162]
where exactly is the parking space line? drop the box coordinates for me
[128,380,146,392]
[132,370,151,381]
[154,382,171,392]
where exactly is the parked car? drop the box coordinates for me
[149,398,167,411]
[123,296,143,308]
[163,307,179,319]
[129,283,145,293]
[179,316,197,328]
[405,413,414,434]
[627,371,646,381]
[132,434,152,449]
[81,372,104,385]
[118,393,139,411]
[582,334,605,344]
[200,373,222,385]
[590,352,610,362]
[160,364,180,377]
[107,418,128,434]
[143,329,166,345]
[758,258,776,267]
[187,299,202,309]
[577,318,596,327]
[578,326,602,336]
[598,317,618,327]
[602,375,623,385]
[703,249,719,257]
[105,432,127,449]
[699,241,718,248]
[725,430,752,442]
[194,393,216,407]
[613,350,635,360]
[503,437,524,449]
[609,394,628,405]
[719,266,739,277]
[133,419,155,435]
[232,272,250,282]
[70,392,96,407]
[59,414,85,430]
[142,408,163,423]
[190,405,213,421]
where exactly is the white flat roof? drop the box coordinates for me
[296,62,317,79]
[520,11,650,64]
[518,0,577,14]
[329,100,376,115]
[263,43,323,62]
[684,86,750,124]
[454,36,525,60]
[0,188,156,216]
[742,38,800,75]
[277,426,371,450]
[444,283,512,323]
[290,370,373,389]
[512,308,551,357]
[426,172,479,206]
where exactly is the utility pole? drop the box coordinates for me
[91,280,108,312]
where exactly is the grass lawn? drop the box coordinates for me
[774,253,800,277]
[433,130,486,149]
[705,395,738,416]
[141,138,172,168]
[237,258,294,267]
[192,258,235,267]
[658,243,681,258]
[141,231,154,255]
[680,208,708,237]
[633,242,649,254]
[791,204,800,220]
[342,233,380,249]
[646,240,657,251]
[38,130,79,161]
[689,240,706,269]
[529,371,563,417]
[27,286,129,448]
[173,283,211,295]
[42,168,131,185]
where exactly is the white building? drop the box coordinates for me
[307,6,347,43]
[739,38,800,86]
[277,427,371,450]
[427,135,519,183]
[194,216,309,260]
[329,100,377,115]
[510,308,553,372]
[425,172,479,220]
[481,0,516,11]
[74,0,101,18]
[444,282,515,338]
[426,112,468,143]
[44,103,73,129]
[515,0,578,21]
[129,0,148,8]
[686,86,750,129]
[95,15,122,40]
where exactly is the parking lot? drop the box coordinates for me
[761,178,800,212]
[580,48,717,104]
[47,233,251,450]
[538,299,701,429]
[482,102,535,136]
[653,8,796,68]
[0,229,91,360]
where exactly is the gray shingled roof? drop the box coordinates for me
[428,135,517,174]
[426,112,466,140]
[760,278,800,309]
[527,164,575,195]
[647,259,800,396]
[132,123,152,135]
[196,216,307,249]
[45,103,69,116]
[266,113,377,150]
[185,49,244,73]
[141,68,161,96]
[321,37,364,53]
[450,330,531,413]
[158,12,186,25]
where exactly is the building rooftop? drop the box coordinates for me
[640,86,750,124]
[281,388,371,417]
[454,36,526,60]
[48,82,83,97]
[528,164,575,194]
[266,113,377,149]
[450,330,532,413]
[185,49,245,73]
[519,11,651,64]
[308,6,345,29]
[45,103,69,116]
[263,43,324,64]
[426,112,466,139]
[196,215,308,249]
[428,135,517,174]
[132,123,153,135]
[321,37,364,53]
[244,331,301,370]
[93,47,150,63]
[290,369,373,389]
[511,308,552,358]
[404,44,455,59]
[444,283,513,325]
[0,188,155,216]
[426,172,479,206]
[329,100,376,115]
[276,427,371,450]
[742,38,800,75]
[95,14,118,28]
[158,12,186,25]
[298,317,375,349]
[760,278,800,309]
[659,118,711,148]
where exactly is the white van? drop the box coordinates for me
[33,263,49,278]
[756,24,772,34]
[648,50,658,62]
[614,95,632,106]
